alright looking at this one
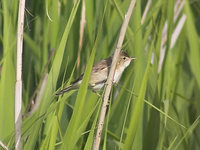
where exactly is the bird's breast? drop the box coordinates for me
[113,68,124,83]
[92,83,105,91]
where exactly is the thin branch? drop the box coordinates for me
[15,0,26,149]
[0,140,8,150]
[92,0,136,149]
[24,48,55,116]
[170,14,186,49]
[157,0,185,73]
[141,0,151,24]
[77,0,86,69]
[28,73,48,116]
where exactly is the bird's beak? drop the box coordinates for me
[130,57,136,60]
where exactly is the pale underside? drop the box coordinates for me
[78,57,131,91]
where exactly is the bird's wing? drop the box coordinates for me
[71,74,83,85]
[92,56,112,72]
[71,57,112,87]
[89,57,112,86]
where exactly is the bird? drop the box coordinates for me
[56,51,135,95]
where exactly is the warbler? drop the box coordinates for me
[56,51,135,95]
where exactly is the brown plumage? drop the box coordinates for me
[56,51,135,95]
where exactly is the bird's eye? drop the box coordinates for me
[123,57,126,60]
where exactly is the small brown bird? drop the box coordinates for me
[56,51,135,95]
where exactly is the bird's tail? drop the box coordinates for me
[56,84,78,95]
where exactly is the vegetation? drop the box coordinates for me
[0,0,200,149]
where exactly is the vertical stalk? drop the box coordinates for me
[15,0,26,149]
[92,0,136,149]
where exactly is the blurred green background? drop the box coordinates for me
[0,0,200,149]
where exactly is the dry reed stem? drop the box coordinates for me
[92,0,136,149]
[15,0,26,149]
[158,0,185,73]
[24,48,55,116]
[77,0,86,69]
[170,14,186,49]
[0,140,8,150]
[29,73,48,115]
[141,0,151,24]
